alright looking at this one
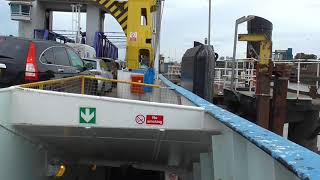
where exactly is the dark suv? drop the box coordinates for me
[0,36,88,87]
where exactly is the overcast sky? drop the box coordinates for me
[1,0,320,61]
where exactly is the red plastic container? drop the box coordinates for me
[131,74,144,94]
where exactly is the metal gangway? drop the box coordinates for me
[0,75,320,180]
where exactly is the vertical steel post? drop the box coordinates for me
[271,64,290,135]
[255,40,272,129]
[231,23,238,90]
[238,34,272,129]
[231,16,255,90]
[77,4,81,43]
[297,60,301,99]
[317,61,319,88]
[255,64,271,129]
[81,76,85,95]
[208,0,211,46]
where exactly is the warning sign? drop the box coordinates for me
[129,32,137,42]
[169,173,177,180]
[135,114,145,124]
[146,115,164,125]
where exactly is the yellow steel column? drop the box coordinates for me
[126,0,155,69]
[93,0,156,69]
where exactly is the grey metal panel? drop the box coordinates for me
[181,44,215,102]
[0,90,49,180]
[16,125,214,167]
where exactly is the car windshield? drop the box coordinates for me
[83,59,97,69]
[100,60,109,71]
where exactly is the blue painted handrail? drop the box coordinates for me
[159,74,320,180]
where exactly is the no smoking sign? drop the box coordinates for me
[135,114,164,125]
[135,115,145,124]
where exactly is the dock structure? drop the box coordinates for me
[211,16,320,152]
[8,0,162,70]
[9,0,103,46]
[0,75,320,179]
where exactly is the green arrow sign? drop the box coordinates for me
[80,107,96,124]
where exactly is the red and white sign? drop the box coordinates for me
[129,32,137,42]
[135,114,145,124]
[146,115,164,125]
[169,173,177,180]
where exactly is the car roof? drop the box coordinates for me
[0,36,68,46]
[83,58,100,62]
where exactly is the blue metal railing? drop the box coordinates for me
[34,29,75,43]
[93,32,118,59]
[159,74,320,180]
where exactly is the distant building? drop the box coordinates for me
[273,48,293,60]
[159,61,181,84]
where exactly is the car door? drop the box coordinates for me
[52,47,77,78]
[38,47,59,80]
[66,48,84,73]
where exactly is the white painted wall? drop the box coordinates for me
[0,89,50,180]
[211,120,300,180]
[11,88,208,130]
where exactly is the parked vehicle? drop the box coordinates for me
[66,43,96,59]
[0,63,6,79]
[83,58,113,93]
[0,36,90,87]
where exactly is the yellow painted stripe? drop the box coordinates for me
[117,12,127,23]
[104,0,115,9]
[120,21,127,29]
[124,3,128,9]
[109,5,117,13]
[99,0,107,5]
[113,10,121,17]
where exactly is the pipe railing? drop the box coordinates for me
[274,59,320,99]
[218,58,320,98]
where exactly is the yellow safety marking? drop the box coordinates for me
[20,76,82,88]
[83,76,161,88]
[93,0,127,33]
[99,0,106,5]
[113,9,121,17]
[117,12,127,24]
[120,21,127,29]
[238,34,267,42]
[104,0,115,9]
[20,76,161,89]
[109,5,118,14]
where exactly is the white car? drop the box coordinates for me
[66,43,96,59]
[83,58,113,93]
